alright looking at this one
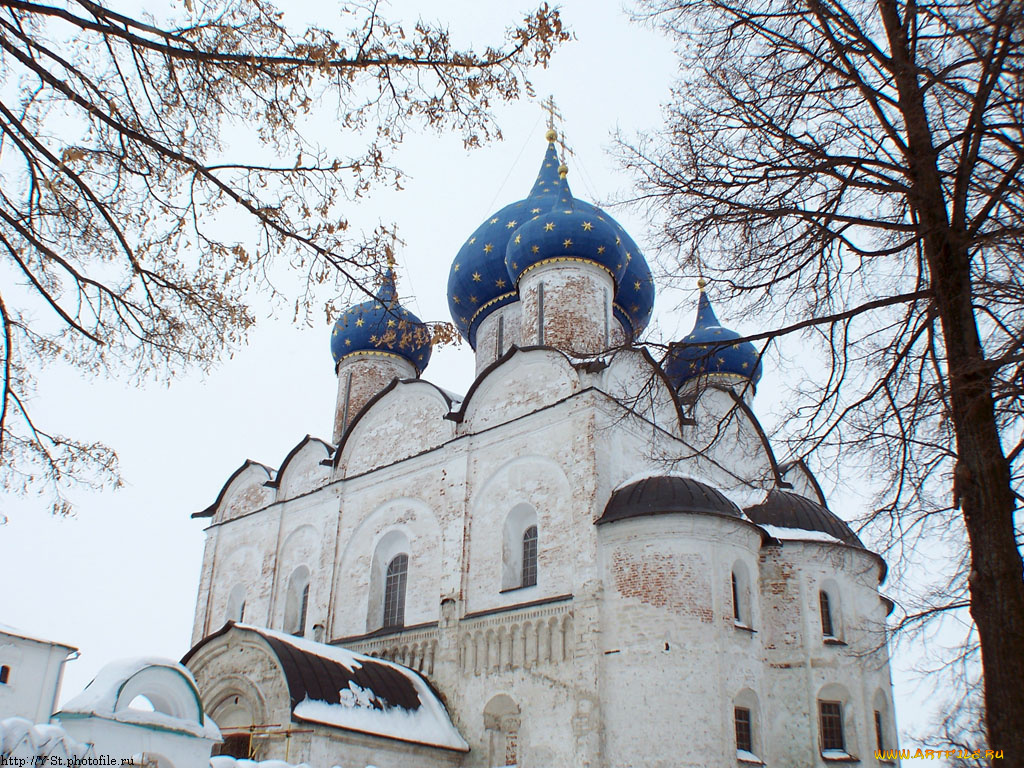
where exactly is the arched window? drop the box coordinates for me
[731,561,753,628]
[0,665,9,684]
[484,694,521,768]
[522,526,538,588]
[502,503,539,591]
[817,683,855,757]
[383,554,408,629]
[733,688,760,760]
[820,589,835,638]
[873,689,893,752]
[284,566,311,637]
[226,584,246,624]
[819,700,845,751]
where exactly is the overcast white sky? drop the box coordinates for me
[0,0,942,749]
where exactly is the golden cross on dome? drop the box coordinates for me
[542,95,562,133]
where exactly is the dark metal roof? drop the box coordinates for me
[261,632,420,712]
[182,623,421,712]
[744,489,863,547]
[598,475,743,525]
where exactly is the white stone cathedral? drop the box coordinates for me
[183,131,899,768]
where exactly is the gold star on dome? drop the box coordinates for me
[512,262,518,270]
[733,344,741,349]
[563,238,573,248]
[483,244,494,254]
[495,278,507,288]
[689,362,696,370]
[531,207,541,214]
[634,281,642,290]
[514,234,521,244]
[453,296,461,304]
[370,335,378,343]
[597,245,606,254]
[387,319,396,327]
[468,237,476,245]
[544,222,555,231]
[454,263,461,272]
[345,339,352,346]
[582,222,593,231]
[490,217,499,224]
[631,304,639,312]
[469,295,478,304]
[472,272,482,281]
[355,318,365,327]
[718,357,726,364]
[741,362,750,368]
[506,220,517,229]
[531,245,540,254]
[616,236,622,245]
[626,252,632,262]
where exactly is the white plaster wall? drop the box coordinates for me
[597,513,764,768]
[339,383,455,478]
[0,632,73,722]
[216,465,276,524]
[461,349,579,433]
[464,451,574,614]
[57,717,216,768]
[332,493,444,636]
[519,261,614,355]
[474,302,522,375]
[276,439,332,501]
[758,541,895,767]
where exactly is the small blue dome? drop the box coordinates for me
[505,177,629,288]
[448,141,568,348]
[330,271,432,374]
[664,288,762,390]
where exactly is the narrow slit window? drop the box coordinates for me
[0,665,9,684]
[296,583,310,637]
[732,573,741,622]
[734,706,752,753]
[820,590,835,637]
[819,700,845,752]
[874,710,884,751]
[383,553,409,628]
[522,526,538,587]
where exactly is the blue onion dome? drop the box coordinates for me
[505,167,629,289]
[330,269,432,374]
[663,281,762,391]
[614,243,655,340]
[447,133,569,349]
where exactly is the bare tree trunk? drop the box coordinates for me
[878,0,1024,755]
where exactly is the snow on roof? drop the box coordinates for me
[209,759,316,768]
[0,717,92,759]
[58,657,220,740]
[0,622,76,650]
[758,524,847,546]
[613,470,769,511]
[228,625,468,751]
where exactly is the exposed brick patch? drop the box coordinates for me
[611,549,712,623]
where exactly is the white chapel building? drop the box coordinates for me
[182,131,900,768]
